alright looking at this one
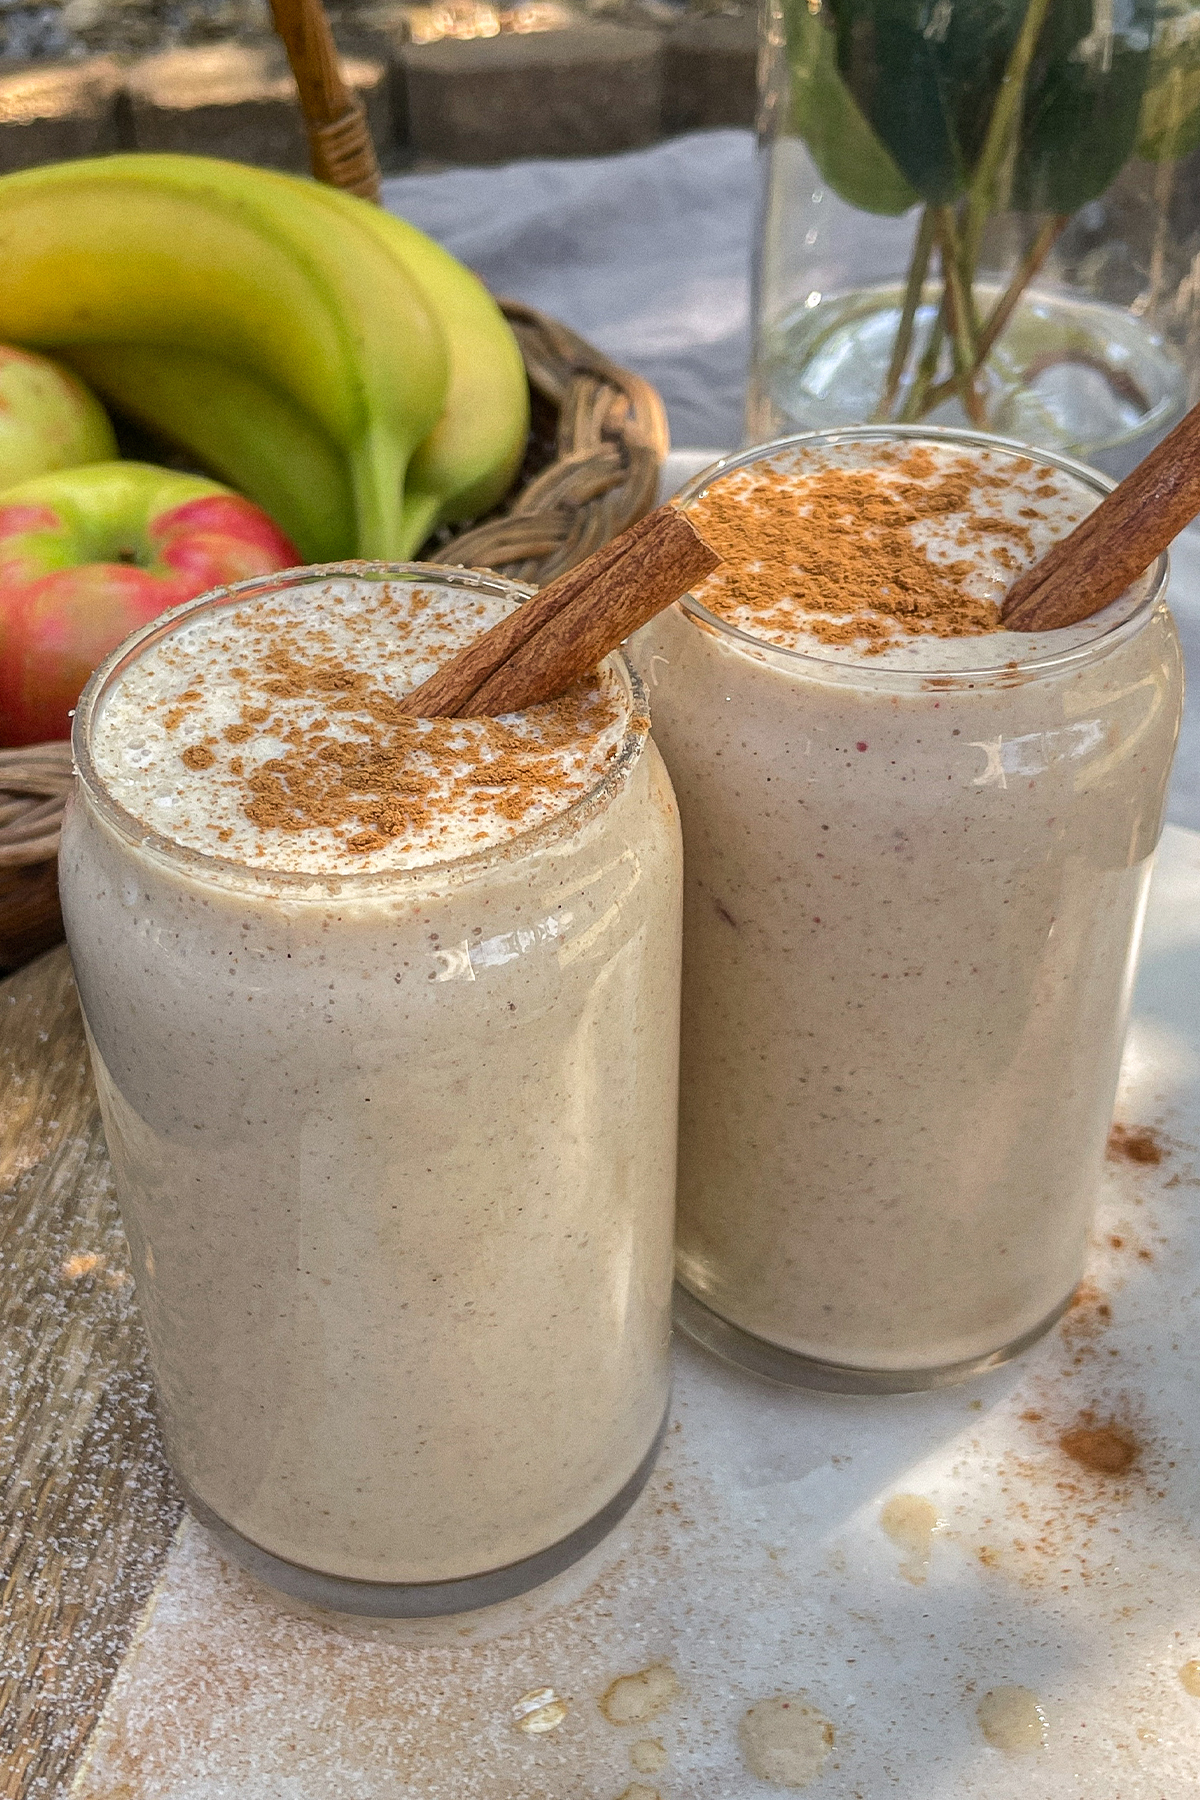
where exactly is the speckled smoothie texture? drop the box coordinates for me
[61,569,683,1584]
[637,438,1183,1375]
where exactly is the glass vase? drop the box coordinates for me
[747,0,1200,478]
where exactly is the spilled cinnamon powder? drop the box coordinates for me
[686,445,1073,653]
[1107,1124,1164,1166]
[1058,1414,1141,1476]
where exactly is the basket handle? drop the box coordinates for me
[269,0,382,201]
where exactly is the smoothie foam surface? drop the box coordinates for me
[685,441,1154,673]
[90,575,630,874]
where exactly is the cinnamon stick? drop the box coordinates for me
[1002,401,1200,631]
[401,525,649,717]
[402,504,720,718]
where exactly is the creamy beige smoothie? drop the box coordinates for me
[637,429,1182,1389]
[60,564,682,1608]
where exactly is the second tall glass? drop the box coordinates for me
[639,427,1182,1392]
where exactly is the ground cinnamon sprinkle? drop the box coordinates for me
[179,744,216,772]
[686,446,1052,652]
[1107,1123,1164,1166]
[156,590,625,860]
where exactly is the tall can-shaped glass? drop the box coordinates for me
[60,563,683,1614]
[637,427,1182,1392]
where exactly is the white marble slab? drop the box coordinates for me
[70,822,1200,1799]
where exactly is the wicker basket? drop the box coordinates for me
[0,303,669,973]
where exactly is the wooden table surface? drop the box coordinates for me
[1,946,181,1800]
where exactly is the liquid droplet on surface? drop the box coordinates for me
[631,1737,667,1774]
[739,1693,835,1788]
[599,1664,682,1726]
[879,1493,939,1584]
[511,1687,568,1734]
[977,1686,1048,1753]
[1179,1660,1200,1696]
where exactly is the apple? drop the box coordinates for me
[0,461,299,746]
[0,343,118,491]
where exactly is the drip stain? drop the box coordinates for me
[976,1686,1048,1753]
[599,1664,682,1727]
[739,1693,835,1788]
[511,1686,568,1734]
[879,1493,939,1585]
[630,1738,667,1774]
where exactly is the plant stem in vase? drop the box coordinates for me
[750,0,1200,476]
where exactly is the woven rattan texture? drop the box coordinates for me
[0,745,71,873]
[0,746,73,971]
[0,948,184,1799]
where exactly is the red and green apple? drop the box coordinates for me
[0,461,299,747]
[0,343,118,490]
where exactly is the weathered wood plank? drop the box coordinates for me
[0,947,181,1799]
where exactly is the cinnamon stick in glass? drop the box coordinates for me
[1002,401,1200,632]
[402,504,720,718]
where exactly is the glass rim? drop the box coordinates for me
[671,424,1171,691]
[69,560,652,900]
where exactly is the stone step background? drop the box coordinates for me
[0,2,757,171]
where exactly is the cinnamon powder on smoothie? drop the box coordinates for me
[228,646,600,854]
[687,447,1061,651]
[119,580,629,870]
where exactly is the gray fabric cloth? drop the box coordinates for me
[382,128,757,454]
[382,131,1200,829]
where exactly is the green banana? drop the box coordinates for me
[55,182,529,562]
[0,154,448,559]
[61,342,355,565]
[280,175,530,547]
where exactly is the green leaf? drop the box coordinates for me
[825,0,1028,204]
[1136,0,1200,161]
[1012,0,1158,210]
[785,0,918,214]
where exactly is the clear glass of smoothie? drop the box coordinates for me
[636,427,1183,1393]
[60,562,682,1614]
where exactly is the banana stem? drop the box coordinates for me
[352,423,416,559]
[398,488,445,558]
[875,206,937,421]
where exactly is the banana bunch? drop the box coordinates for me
[0,156,529,565]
